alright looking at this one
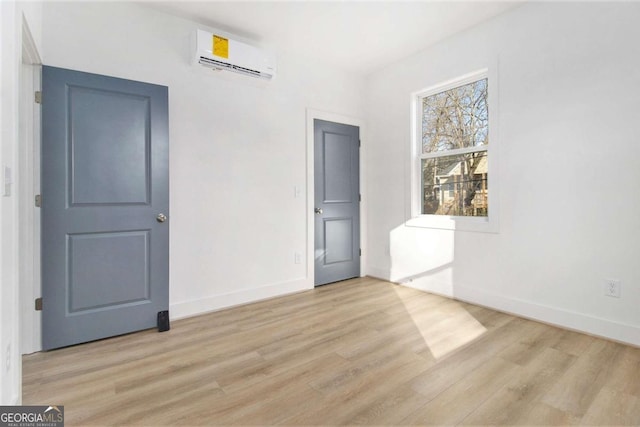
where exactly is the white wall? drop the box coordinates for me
[366,2,640,346]
[40,2,365,322]
[0,0,43,405]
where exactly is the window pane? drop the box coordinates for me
[422,78,488,154]
[422,151,488,217]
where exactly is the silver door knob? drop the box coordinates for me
[314,208,323,215]
[156,213,167,223]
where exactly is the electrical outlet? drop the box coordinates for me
[604,279,621,298]
[294,252,301,264]
[5,343,11,372]
[3,166,12,197]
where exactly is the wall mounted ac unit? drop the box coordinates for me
[195,29,276,80]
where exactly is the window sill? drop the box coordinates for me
[405,214,499,234]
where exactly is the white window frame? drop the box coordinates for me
[409,68,499,233]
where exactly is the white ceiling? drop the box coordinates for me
[143,1,523,75]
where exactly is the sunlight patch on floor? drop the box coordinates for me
[393,285,487,359]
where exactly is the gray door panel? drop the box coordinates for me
[314,119,360,286]
[41,66,169,350]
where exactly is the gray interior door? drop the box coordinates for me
[314,119,360,286]
[41,66,169,350]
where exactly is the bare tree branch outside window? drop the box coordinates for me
[420,78,488,217]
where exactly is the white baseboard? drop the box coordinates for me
[452,284,640,347]
[366,266,391,281]
[170,277,312,321]
[400,278,453,299]
[383,269,640,347]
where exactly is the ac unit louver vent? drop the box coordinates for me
[198,56,262,78]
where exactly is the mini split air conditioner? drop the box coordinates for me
[195,29,276,80]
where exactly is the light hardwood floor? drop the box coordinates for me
[23,277,640,426]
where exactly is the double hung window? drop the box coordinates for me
[411,69,497,232]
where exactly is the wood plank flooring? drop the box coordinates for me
[22,277,640,426]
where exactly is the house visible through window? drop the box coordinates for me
[418,75,488,217]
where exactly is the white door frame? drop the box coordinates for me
[305,109,367,288]
[19,15,42,355]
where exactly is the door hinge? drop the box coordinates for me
[359,139,361,147]
[35,194,41,207]
[359,248,362,257]
[359,194,361,202]
[35,91,42,104]
[35,297,43,311]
